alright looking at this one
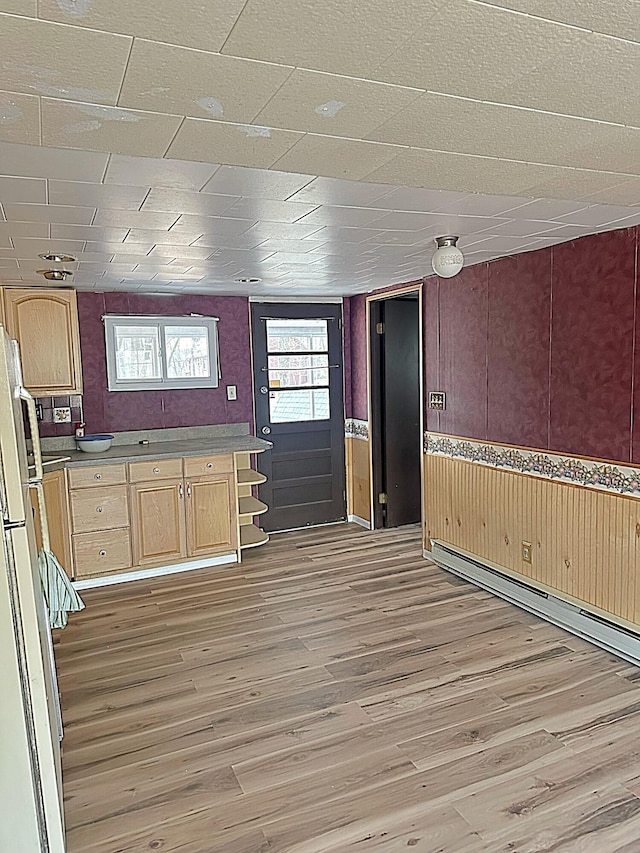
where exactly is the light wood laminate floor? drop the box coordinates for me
[56,523,640,852]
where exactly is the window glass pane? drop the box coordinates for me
[268,354,328,388]
[164,325,210,379]
[269,388,330,423]
[266,319,328,353]
[114,325,162,381]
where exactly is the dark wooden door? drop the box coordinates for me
[251,303,346,532]
[371,296,421,528]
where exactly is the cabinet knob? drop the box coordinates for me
[153,467,160,473]
[96,506,103,513]
[99,550,106,557]
[206,462,212,469]
[94,473,102,480]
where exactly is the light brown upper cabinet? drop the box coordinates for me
[3,288,83,396]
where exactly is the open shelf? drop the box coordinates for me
[240,524,269,550]
[237,468,267,486]
[238,496,268,517]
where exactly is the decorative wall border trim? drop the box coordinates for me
[424,432,640,499]
[345,419,369,441]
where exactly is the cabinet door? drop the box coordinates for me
[129,480,187,567]
[186,474,237,558]
[30,470,73,576]
[3,288,83,395]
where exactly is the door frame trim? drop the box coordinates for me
[366,283,424,531]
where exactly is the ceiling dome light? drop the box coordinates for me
[37,269,74,281]
[431,235,464,278]
[38,253,76,263]
[234,277,261,284]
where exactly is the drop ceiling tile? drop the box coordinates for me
[288,177,394,207]
[364,148,559,196]
[0,177,46,204]
[500,199,592,220]
[124,228,202,246]
[484,1,640,42]
[369,186,469,212]
[430,193,532,216]
[294,206,386,227]
[222,0,444,77]
[83,242,153,255]
[92,209,179,230]
[273,135,401,182]
[479,219,568,238]
[364,211,443,231]
[578,181,640,207]
[520,168,635,201]
[490,33,640,126]
[105,155,218,190]
[0,0,35,12]
[362,230,423,246]
[254,69,422,138]
[175,216,255,237]
[141,189,238,216]
[302,226,382,244]
[12,237,85,255]
[200,165,314,200]
[0,90,40,145]
[0,141,109,181]
[3,203,94,224]
[119,39,293,124]
[0,258,18,269]
[222,198,319,224]
[49,224,129,242]
[48,181,149,211]
[77,262,137,273]
[146,245,217,260]
[108,254,164,265]
[371,1,583,100]
[369,92,640,173]
[0,14,132,105]
[166,119,303,170]
[252,238,325,253]
[553,204,640,227]
[0,222,49,238]
[242,221,324,240]
[38,0,246,52]
[41,99,183,158]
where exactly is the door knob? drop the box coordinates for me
[261,426,271,435]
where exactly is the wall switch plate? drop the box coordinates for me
[53,407,72,423]
[429,391,446,410]
[226,385,237,401]
[521,541,533,564]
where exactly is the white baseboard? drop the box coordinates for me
[429,540,640,667]
[348,514,371,529]
[73,553,238,590]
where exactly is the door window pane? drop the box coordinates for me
[266,319,328,353]
[114,324,162,381]
[269,389,330,423]
[268,354,329,388]
[164,325,210,379]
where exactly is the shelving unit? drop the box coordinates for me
[235,450,269,558]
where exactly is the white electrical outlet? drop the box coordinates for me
[53,407,72,423]
[226,385,237,401]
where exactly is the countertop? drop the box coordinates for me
[39,434,272,468]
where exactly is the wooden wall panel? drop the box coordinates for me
[424,454,640,627]
[346,437,371,523]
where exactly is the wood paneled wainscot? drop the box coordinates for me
[424,451,640,629]
[3,288,83,395]
[346,436,371,525]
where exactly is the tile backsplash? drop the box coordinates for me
[37,395,84,437]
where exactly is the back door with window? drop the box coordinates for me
[251,303,345,532]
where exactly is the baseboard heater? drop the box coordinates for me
[428,540,640,667]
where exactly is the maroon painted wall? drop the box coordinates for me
[346,226,640,465]
[76,292,254,435]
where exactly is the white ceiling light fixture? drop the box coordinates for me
[37,269,74,281]
[38,253,76,263]
[431,236,464,278]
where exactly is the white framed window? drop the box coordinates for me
[104,315,220,392]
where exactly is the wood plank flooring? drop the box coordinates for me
[55,523,640,852]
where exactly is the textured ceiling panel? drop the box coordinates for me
[0,90,40,145]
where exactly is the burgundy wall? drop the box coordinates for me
[76,292,254,435]
[346,225,640,465]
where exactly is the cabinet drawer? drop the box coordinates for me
[70,485,129,533]
[68,463,126,489]
[128,458,183,483]
[72,529,131,578]
[184,454,234,478]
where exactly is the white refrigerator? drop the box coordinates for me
[0,325,66,852]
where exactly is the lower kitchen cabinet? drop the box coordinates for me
[31,469,73,576]
[72,529,132,578]
[129,480,187,568]
[187,474,237,558]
